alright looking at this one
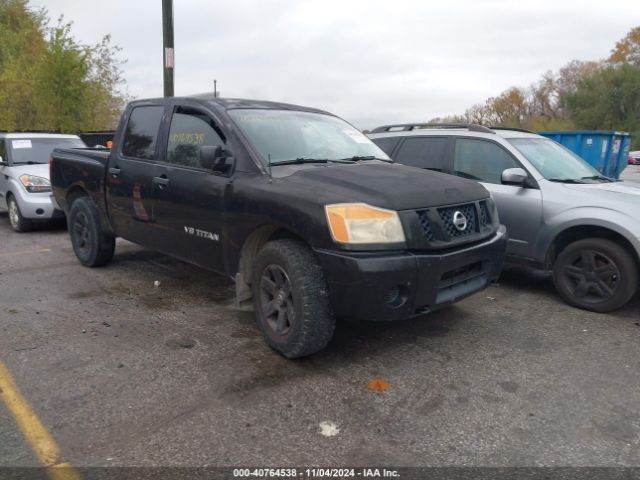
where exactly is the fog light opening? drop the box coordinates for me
[384,284,409,309]
[36,209,45,215]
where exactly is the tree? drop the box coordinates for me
[0,0,46,129]
[566,63,640,136]
[0,1,126,132]
[484,87,530,127]
[610,26,640,66]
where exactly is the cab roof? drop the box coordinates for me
[129,94,334,116]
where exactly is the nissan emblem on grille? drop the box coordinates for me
[453,211,468,231]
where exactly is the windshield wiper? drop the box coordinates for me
[338,155,391,162]
[11,161,39,165]
[547,178,586,184]
[580,175,615,183]
[273,157,358,166]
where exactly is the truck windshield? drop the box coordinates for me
[508,138,606,183]
[9,137,86,164]
[228,109,390,165]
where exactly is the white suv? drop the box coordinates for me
[0,133,86,231]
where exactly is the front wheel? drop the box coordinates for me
[252,239,335,358]
[553,238,638,312]
[7,196,32,232]
[68,197,115,267]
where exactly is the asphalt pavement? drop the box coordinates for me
[0,207,639,470]
[621,164,640,183]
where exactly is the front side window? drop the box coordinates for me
[395,137,448,171]
[454,138,519,184]
[122,106,164,160]
[166,109,225,168]
[7,137,86,165]
[228,109,390,164]
[508,138,600,181]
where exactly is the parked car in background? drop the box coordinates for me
[0,133,86,232]
[369,124,640,312]
[50,95,508,358]
[629,151,640,165]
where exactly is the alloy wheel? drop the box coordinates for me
[561,249,620,304]
[73,211,92,255]
[8,200,19,229]
[259,264,294,336]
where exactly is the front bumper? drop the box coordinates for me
[315,226,507,321]
[11,188,63,220]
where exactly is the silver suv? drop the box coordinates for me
[369,124,640,312]
[0,133,86,231]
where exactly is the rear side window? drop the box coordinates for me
[122,106,164,160]
[372,137,400,156]
[395,137,448,171]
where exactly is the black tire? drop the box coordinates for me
[68,196,115,267]
[7,195,32,232]
[553,238,638,312]
[252,239,335,358]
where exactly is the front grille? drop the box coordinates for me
[417,211,434,241]
[479,200,491,226]
[438,204,477,238]
[412,200,494,247]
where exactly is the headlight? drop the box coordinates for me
[19,174,51,193]
[325,203,405,244]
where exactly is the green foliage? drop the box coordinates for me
[566,63,640,147]
[0,1,125,132]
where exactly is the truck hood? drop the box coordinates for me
[282,162,489,211]
[8,163,50,180]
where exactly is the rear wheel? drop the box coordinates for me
[252,239,335,358]
[7,195,32,232]
[68,197,115,267]
[553,238,638,312]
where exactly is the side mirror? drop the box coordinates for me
[200,145,235,174]
[502,167,528,186]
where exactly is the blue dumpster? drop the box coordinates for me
[538,130,632,179]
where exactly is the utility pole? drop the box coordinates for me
[213,79,217,98]
[162,0,174,97]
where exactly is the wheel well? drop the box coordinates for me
[66,187,89,208]
[546,226,639,269]
[235,226,306,304]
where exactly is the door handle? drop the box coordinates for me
[108,167,121,177]
[153,175,170,188]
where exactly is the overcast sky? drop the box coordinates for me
[34,0,640,129]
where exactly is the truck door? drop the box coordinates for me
[106,104,165,243]
[452,137,543,260]
[151,105,229,272]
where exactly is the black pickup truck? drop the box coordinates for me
[50,95,507,358]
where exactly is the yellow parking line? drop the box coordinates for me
[0,248,51,257]
[0,361,81,480]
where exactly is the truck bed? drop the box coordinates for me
[50,147,111,219]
